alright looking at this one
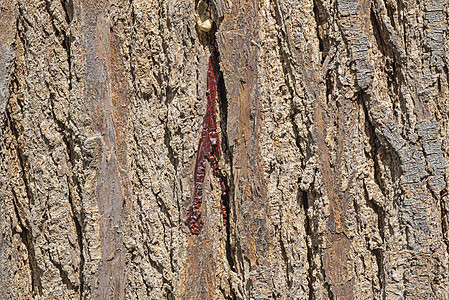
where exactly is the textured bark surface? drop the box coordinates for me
[1,0,449,299]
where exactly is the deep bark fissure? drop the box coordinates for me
[322,261,334,300]
[371,2,407,136]
[440,188,449,253]
[361,98,388,201]
[61,29,72,93]
[128,0,138,94]
[278,225,292,289]
[300,190,314,300]
[156,0,178,175]
[155,191,175,228]
[17,3,33,33]
[163,123,179,171]
[324,60,334,108]
[145,234,175,297]
[61,0,74,24]
[445,63,449,94]
[371,0,406,66]
[10,187,27,231]
[312,0,330,59]
[397,0,408,58]
[69,185,85,299]
[4,31,43,291]
[371,8,389,59]
[11,191,42,296]
[383,0,397,29]
[6,90,33,211]
[163,259,174,296]
[145,242,165,276]
[48,88,85,298]
[360,93,388,299]
[217,56,236,274]
[49,253,77,292]
[43,0,64,40]
[362,181,386,298]
[9,174,42,297]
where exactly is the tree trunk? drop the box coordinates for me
[1,0,448,299]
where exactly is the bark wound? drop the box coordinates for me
[181,1,231,298]
[186,37,229,234]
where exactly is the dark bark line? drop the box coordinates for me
[361,98,387,298]
[216,56,237,278]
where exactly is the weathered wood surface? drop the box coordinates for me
[0,0,448,299]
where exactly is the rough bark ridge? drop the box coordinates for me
[0,0,448,299]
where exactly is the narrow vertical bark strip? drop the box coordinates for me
[218,0,273,297]
[0,0,15,115]
[81,2,126,298]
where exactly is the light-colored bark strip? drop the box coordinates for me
[80,2,127,298]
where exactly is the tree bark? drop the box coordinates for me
[1,0,448,299]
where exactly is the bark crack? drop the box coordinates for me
[278,226,292,289]
[49,86,84,298]
[363,180,386,299]
[270,0,312,166]
[6,110,43,296]
[69,186,85,298]
[300,190,314,300]
[312,0,330,60]
[439,188,449,254]
[371,0,406,64]
[360,95,386,298]
[216,53,236,274]
[61,0,74,24]
[49,252,77,292]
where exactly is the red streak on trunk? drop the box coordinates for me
[186,43,229,234]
